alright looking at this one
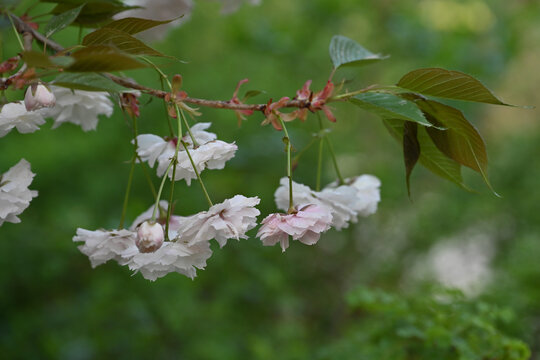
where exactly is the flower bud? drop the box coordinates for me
[136,221,164,253]
[24,84,56,111]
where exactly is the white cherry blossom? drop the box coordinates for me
[46,86,113,131]
[0,159,38,226]
[174,195,260,247]
[73,228,139,267]
[135,123,237,185]
[0,102,47,137]
[127,240,212,281]
[274,175,381,230]
[257,204,332,252]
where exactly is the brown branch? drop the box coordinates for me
[9,13,64,53]
[6,13,315,113]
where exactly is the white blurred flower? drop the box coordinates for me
[135,123,237,185]
[136,221,165,253]
[274,175,381,230]
[24,84,56,111]
[46,86,113,131]
[115,0,193,41]
[128,240,212,281]
[73,228,139,267]
[218,0,262,14]
[174,195,260,247]
[0,102,47,137]
[0,159,38,226]
[257,204,332,252]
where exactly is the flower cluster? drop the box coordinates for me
[257,204,332,252]
[274,175,381,230]
[47,86,114,131]
[0,159,38,226]
[135,122,237,185]
[74,196,260,281]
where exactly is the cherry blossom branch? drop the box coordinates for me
[7,13,351,114]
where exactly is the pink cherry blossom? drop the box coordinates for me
[257,204,332,252]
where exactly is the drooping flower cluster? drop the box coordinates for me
[46,86,114,131]
[274,175,381,230]
[0,101,47,137]
[257,204,332,252]
[135,122,237,185]
[74,196,260,281]
[0,159,38,226]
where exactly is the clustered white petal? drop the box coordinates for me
[74,195,259,281]
[0,159,38,226]
[0,102,47,137]
[257,204,332,252]
[46,86,114,131]
[274,175,381,230]
[135,122,237,185]
[174,195,261,247]
[73,228,139,267]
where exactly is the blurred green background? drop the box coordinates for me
[1,0,540,358]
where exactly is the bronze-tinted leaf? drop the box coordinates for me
[20,51,55,68]
[103,16,181,34]
[397,68,508,105]
[414,99,498,196]
[66,45,148,72]
[384,119,470,190]
[403,121,420,197]
[83,28,165,57]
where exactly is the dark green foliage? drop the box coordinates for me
[319,287,531,360]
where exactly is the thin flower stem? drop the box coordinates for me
[137,155,157,199]
[159,77,175,137]
[181,140,213,207]
[316,139,324,192]
[317,113,344,185]
[277,115,294,213]
[119,155,136,229]
[165,106,184,241]
[316,115,325,191]
[179,109,198,147]
[152,161,174,221]
[119,115,139,228]
[7,13,24,50]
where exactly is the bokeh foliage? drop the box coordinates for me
[1,0,539,358]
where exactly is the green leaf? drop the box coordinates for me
[66,45,148,72]
[397,68,508,105]
[20,51,55,68]
[414,98,499,196]
[53,72,127,92]
[403,121,420,197]
[351,92,432,127]
[329,35,388,69]
[384,119,470,190]
[242,90,264,101]
[83,28,165,57]
[103,16,181,35]
[44,4,84,37]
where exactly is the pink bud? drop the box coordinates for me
[24,84,56,111]
[136,221,164,253]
